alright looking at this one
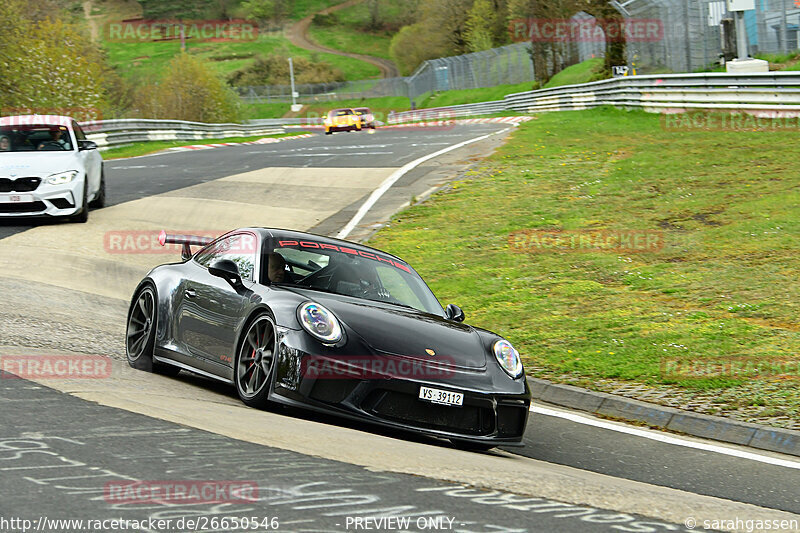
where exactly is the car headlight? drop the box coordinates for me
[493,339,523,378]
[298,302,342,344]
[47,170,79,185]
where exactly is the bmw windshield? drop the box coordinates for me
[0,124,74,152]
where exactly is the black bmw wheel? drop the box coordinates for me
[89,168,106,208]
[235,313,276,407]
[70,183,89,223]
[126,284,180,376]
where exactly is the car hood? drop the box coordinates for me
[0,152,81,177]
[293,290,488,370]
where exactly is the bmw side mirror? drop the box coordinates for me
[78,140,98,151]
[209,259,243,288]
[445,304,465,322]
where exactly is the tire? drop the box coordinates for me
[89,168,106,208]
[450,439,495,452]
[234,312,277,408]
[126,284,181,377]
[325,130,332,135]
[70,182,89,223]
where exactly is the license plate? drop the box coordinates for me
[0,194,33,203]
[418,386,463,407]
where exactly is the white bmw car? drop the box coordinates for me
[0,115,105,223]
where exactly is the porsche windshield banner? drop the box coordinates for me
[277,240,412,273]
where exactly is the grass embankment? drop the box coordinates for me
[544,57,604,88]
[307,0,407,61]
[101,132,309,159]
[369,107,800,422]
[93,0,380,81]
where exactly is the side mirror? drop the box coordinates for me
[209,259,243,288]
[78,140,98,151]
[445,304,465,322]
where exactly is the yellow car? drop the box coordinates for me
[324,108,362,135]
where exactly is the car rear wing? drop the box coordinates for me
[158,230,214,261]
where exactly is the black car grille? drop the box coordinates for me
[496,404,528,437]
[0,201,46,213]
[310,379,358,404]
[0,177,41,192]
[367,390,494,436]
[49,198,75,210]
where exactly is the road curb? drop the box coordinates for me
[527,377,800,458]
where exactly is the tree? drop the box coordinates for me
[0,0,110,113]
[508,0,626,82]
[464,0,498,52]
[134,53,240,123]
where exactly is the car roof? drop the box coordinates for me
[0,115,74,127]
[240,227,409,265]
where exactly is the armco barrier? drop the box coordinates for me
[80,118,292,149]
[79,73,800,148]
[503,72,800,115]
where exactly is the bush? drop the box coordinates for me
[227,53,345,86]
[133,53,241,123]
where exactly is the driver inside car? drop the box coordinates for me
[38,128,68,150]
[267,253,295,284]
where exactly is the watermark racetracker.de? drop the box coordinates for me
[0,355,111,380]
[103,19,258,43]
[509,229,664,254]
[509,17,664,43]
[104,480,259,504]
[661,111,800,132]
[1,107,103,133]
[662,357,800,381]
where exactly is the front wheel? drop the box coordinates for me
[70,183,89,223]
[126,284,180,376]
[89,168,106,208]
[235,313,277,408]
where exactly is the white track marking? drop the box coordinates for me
[336,127,513,239]
[531,404,800,470]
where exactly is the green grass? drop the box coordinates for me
[288,0,344,20]
[307,0,409,61]
[368,107,800,418]
[418,82,538,108]
[544,57,605,88]
[101,132,308,159]
[103,31,381,82]
[240,101,300,120]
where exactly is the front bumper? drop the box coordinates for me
[0,178,84,217]
[270,329,531,445]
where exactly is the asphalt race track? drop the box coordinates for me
[1,125,798,533]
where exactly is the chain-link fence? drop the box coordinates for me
[404,43,536,104]
[236,43,536,105]
[617,0,800,73]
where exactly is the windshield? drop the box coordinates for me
[266,239,443,315]
[331,109,352,117]
[0,124,74,152]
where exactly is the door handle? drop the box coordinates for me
[184,289,197,299]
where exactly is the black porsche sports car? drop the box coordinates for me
[126,228,530,449]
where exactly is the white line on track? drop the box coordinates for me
[336,127,513,239]
[531,404,800,470]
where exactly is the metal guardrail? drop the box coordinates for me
[503,72,800,115]
[387,100,506,123]
[80,118,288,149]
[80,73,800,148]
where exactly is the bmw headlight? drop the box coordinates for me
[493,339,523,378]
[298,302,342,344]
[47,170,79,185]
